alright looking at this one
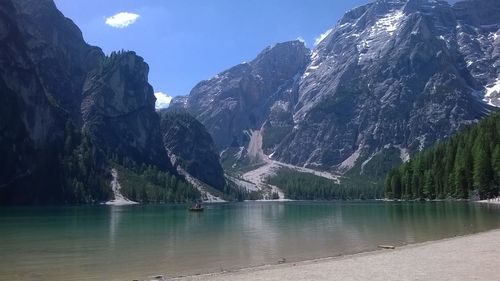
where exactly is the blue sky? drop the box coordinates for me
[54,0,376,102]
[54,0,458,102]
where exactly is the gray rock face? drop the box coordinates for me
[159,110,226,190]
[453,0,500,106]
[0,0,107,203]
[0,0,178,203]
[177,0,499,175]
[12,0,104,122]
[171,41,310,149]
[0,0,61,203]
[276,0,495,170]
[81,51,173,170]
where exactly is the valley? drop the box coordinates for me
[1,0,500,280]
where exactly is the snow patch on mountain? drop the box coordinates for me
[372,10,404,36]
[314,28,333,46]
[303,50,321,78]
[484,78,500,107]
[357,8,406,65]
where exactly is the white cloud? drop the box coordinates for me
[105,12,140,28]
[296,37,307,46]
[154,92,173,109]
[314,28,333,46]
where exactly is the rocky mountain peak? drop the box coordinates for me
[81,50,172,171]
[252,40,309,73]
[171,40,310,150]
[179,0,499,179]
[92,51,155,115]
[278,0,497,172]
[160,110,226,190]
[11,0,104,123]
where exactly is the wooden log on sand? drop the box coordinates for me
[378,245,396,249]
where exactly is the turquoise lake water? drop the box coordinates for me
[1,201,500,281]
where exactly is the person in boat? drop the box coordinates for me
[194,202,202,209]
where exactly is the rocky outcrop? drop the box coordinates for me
[12,0,104,121]
[171,41,310,150]
[82,51,172,170]
[159,110,225,190]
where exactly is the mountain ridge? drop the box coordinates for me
[0,0,226,204]
[1,0,498,203]
[173,0,499,183]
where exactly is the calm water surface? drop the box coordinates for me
[1,201,500,280]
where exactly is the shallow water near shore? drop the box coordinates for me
[1,201,500,281]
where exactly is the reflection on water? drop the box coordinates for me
[0,202,500,281]
[109,206,122,246]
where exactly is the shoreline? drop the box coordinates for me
[174,229,500,281]
[478,197,500,204]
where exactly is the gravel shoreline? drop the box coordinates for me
[174,229,500,281]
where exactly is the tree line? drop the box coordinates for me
[267,168,383,200]
[385,112,500,200]
[62,119,202,204]
[113,163,201,203]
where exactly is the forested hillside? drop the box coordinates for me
[267,169,383,200]
[0,0,202,204]
[385,112,500,200]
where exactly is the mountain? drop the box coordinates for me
[172,0,499,185]
[81,51,172,171]
[170,41,310,150]
[0,0,108,204]
[0,0,205,204]
[2,0,498,203]
[159,110,226,192]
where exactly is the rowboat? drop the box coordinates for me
[189,203,204,212]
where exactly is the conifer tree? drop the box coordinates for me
[385,112,500,200]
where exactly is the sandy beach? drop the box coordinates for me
[175,229,500,281]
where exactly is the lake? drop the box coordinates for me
[1,201,500,280]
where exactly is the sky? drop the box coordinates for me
[53,0,455,106]
[53,0,377,105]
